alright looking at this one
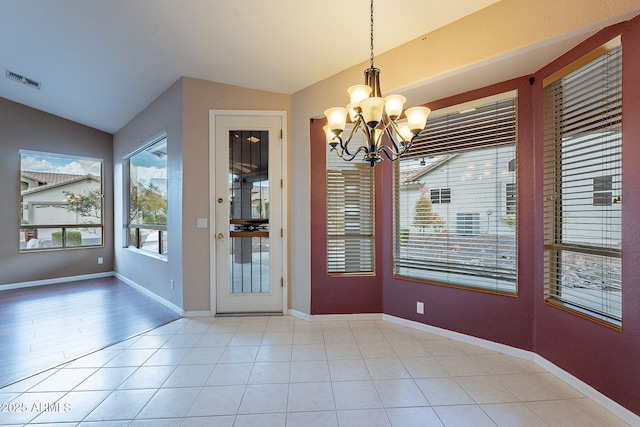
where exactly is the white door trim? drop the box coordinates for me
[208,110,288,315]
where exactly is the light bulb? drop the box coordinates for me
[384,95,406,121]
[397,122,413,142]
[324,107,348,135]
[323,125,338,146]
[347,85,372,107]
[405,106,431,134]
[360,97,385,128]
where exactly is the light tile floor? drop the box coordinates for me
[0,316,632,426]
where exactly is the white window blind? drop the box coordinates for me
[327,131,375,274]
[395,96,517,293]
[543,40,622,324]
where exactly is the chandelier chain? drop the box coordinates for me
[370,0,375,68]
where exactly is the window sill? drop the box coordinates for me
[125,246,168,262]
[544,298,622,331]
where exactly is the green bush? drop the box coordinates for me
[52,231,82,247]
[400,228,410,244]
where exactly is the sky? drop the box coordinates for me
[130,150,167,190]
[20,151,167,191]
[20,152,101,176]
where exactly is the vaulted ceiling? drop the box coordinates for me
[0,1,637,134]
[0,0,504,133]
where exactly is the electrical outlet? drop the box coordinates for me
[97,257,103,265]
[170,279,175,290]
[417,301,424,314]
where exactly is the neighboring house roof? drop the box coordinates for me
[21,173,100,196]
[21,171,84,186]
[399,154,458,186]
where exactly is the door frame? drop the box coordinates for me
[208,110,288,315]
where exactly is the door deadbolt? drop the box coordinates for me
[217,198,223,203]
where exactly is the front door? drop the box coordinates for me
[213,113,284,314]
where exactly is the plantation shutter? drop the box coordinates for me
[327,132,375,274]
[543,39,622,324]
[395,95,517,293]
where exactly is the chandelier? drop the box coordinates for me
[324,0,431,167]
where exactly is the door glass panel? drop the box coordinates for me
[229,236,270,293]
[228,130,270,294]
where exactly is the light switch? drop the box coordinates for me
[196,218,208,228]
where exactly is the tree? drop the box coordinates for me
[130,183,167,225]
[63,189,102,223]
[412,189,445,232]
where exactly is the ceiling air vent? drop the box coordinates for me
[6,69,41,90]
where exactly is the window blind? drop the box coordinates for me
[543,41,622,324]
[327,131,375,274]
[395,96,517,293]
[408,98,517,158]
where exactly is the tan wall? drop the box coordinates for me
[181,77,291,312]
[114,77,291,313]
[0,98,113,286]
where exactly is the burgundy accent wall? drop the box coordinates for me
[532,19,640,416]
[308,15,640,415]
[309,118,383,314]
[382,78,536,352]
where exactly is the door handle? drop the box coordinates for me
[216,233,225,240]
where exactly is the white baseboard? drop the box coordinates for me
[534,354,640,425]
[184,310,212,317]
[1,271,116,291]
[382,314,638,425]
[289,310,382,322]
[288,310,638,424]
[289,309,310,321]
[115,273,183,316]
[383,314,534,361]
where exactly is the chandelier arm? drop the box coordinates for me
[376,119,407,156]
[377,139,413,161]
[340,116,365,156]
[336,144,369,162]
[382,119,415,156]
[382,126,403,155]
[376,144,401,162]
[386,119,411,145]
[378,139,402,158]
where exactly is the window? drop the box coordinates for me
[126,136,168,256]
[395,94,518,293]
[430,188,451,204]
[327,130,374,274]
[19,150,103,251]
[593,176,612,207]
[456,212,480,235]
[543,38,622,325]
[506,182,517,214]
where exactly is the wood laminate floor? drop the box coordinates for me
[0,276,180,388]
